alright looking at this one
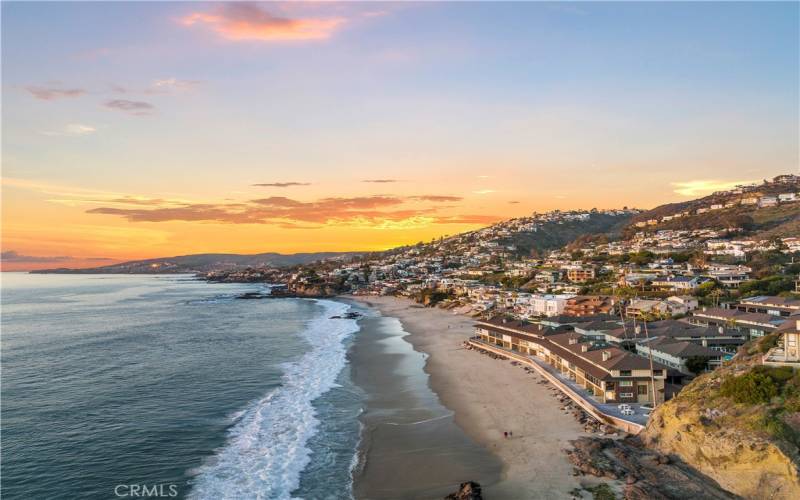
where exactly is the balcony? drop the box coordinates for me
[762,347,800,368]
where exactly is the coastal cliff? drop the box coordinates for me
[287,283,343,297]
[641,334,800,499]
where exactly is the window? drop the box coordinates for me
[620,393,634,398]
[620,370,632,377]
[619,380,633,387]
[638,385,649,395]
[652,369,663,376]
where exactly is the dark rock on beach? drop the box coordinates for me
[235,292,270,299]
[444,481,482,500]
[330,311,362,320]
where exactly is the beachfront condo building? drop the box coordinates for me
[474,317,668,405]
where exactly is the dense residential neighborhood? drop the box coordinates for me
[207,175,800,392]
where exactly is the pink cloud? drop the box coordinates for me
[181,3,344,42]
[26,85,86,100]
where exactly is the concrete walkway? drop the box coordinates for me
[468,338,647,434]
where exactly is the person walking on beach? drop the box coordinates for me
[509,431,513,438]
[503,431,508,439]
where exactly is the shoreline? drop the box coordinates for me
[342,298,503,499]
[349,295,589,499]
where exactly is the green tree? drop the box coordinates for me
[684,356,709,376]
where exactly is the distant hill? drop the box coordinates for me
[31,252,361,274]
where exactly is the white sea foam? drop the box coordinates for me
[188,300,359,500]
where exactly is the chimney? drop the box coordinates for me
[796,320,800,331]
[581,345,589,352]
[569,337,577,345]
[602,351,610,361]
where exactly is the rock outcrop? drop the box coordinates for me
[566,436,736,499]
[640,335,800,499]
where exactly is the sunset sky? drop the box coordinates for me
[2,1,798,270]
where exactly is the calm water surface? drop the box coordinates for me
[1,273,362,499]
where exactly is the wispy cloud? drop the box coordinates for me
[41,123,97,137]
[252,182,311,188]
[146,78,203,94]
[26,85,86,100]
[87,194,493,229]
[409,195,462,202]
[671,179,757,197]
[104,99,155,115]
[0,250,112,264]
[362,179,398,183]
[1,177,189,208]
[473,189,496,195]
[181,3,344,42]
[153,78,202,89]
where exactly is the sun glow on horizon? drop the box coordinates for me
[2,1,797,269]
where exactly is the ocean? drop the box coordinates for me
[1,273,363,499]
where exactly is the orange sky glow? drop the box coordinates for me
[2,2,797,270]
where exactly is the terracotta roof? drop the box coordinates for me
[548,332,669,373]
[477,317,671,377]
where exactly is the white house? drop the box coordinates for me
[526,294,574,317]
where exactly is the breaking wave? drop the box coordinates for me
[188,300,359,499]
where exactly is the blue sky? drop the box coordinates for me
[2,1,798,264]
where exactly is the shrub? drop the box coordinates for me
[785,396,800,413]
[753,365,795,384]
[757,333,780,354]
[761,411,800,448]
[585,484,616,500]
[720,372,778,404]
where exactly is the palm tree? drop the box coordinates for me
[709,287,724,308]
[613,286,637,343]
[637,311,659,407]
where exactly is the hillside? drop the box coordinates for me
[641,333,800,499]
[497,212,632,257]
[624,176,800,238]
[31,252,360,274]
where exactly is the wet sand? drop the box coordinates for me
[345,300,503,499]
[349,296,586,499]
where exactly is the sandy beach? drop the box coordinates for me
[351,296,587,499]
